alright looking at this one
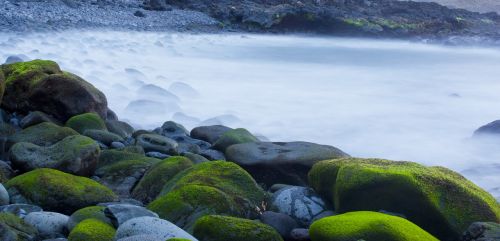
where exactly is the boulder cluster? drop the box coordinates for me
[0,59,498,241]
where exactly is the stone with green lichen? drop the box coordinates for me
[8,122,78,147]
[0,68,5,106]
[131,156,193,203]
[97,149,157,168]
[212,128,259,151]
[193,215,283,241]
[95,157,162,198]
[309,211,438,241]
[5,168,117,214]
[66,113,107,134]
[68,218,115,241]
[148,161,266,232]
[9,135,100,176]
[83,129,124,146]
[0,60,108,122]
[0,212,39,241]
[67,206,113,232]
[308,158,500,241]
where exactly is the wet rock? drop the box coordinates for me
[0,204,43,217]
[289,228,310,241]
[104,204,158,227]
[260,211,299,239]
[271,186,330,226]
[199,149,225,161]
[462,222,500,241]
[0,183,9,205]
[115,217,197,240]
[83,129,124,146]
[213,128,259,151]
[226,141,349,186]
[106,120,134,138]
[136,133,178,155]
[155,121,189,138]
[0,212,38,241]
[19,111,60,128]
[190,125,232,144]
[23,211,69,239]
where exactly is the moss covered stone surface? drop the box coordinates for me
[97,149,158,169]
[8,122,78,147]
[9,135,100,176]
[66,112,107,134]
[0,68,5,106]
[0,212,38,240]
[68,218,115,241]
[213,128,259,151]
[193,215,283,241]
[147,161,266,231]
[132,156,193,203]
[309,211,438,241]
[308,158,500,240]
[67,206,113,232]
[5,168,117,214]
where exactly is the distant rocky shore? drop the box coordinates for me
[0,58,498,240]
[2,0,500,45]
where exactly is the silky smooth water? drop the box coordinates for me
[1,31,499,198]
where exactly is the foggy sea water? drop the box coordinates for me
[1,30,499,198]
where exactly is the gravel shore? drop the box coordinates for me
[0,0,220,32]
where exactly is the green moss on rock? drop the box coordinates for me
[213,128,259,151]
[148,161,266,231]
[68,218,115,241]
[97,149,157,169]
[8,122,78,147]
[67,206,113,232]
[66,113,107,134]
[193,215,283,241]
[132,156,193,203]
[309,211,438,241]
[308,158,500,240]
[0,212,38,240]
[0,68,5,106]
[5,168,117,214]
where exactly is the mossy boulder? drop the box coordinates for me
[83,129,124,146]
[213,128,259,151]
[308,158,500,241]
[136,133,178,155]
[10,135,100,176]
[97,149,158,168]
[0,212,38,241]
[19,111,60,129]
[5,168,117,214]
[106,120,134,138]
[67,206,113,232]
[66,113,107,134]
[193,215,283,241]
[68,218,115,241]
[95,158,162,197]
[1,60,108,122]
[8,122,78,147]
[131,156,193,203]
[309,211,438,241]
[147,161,266,231]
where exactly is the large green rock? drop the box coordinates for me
[131,156,193,203]
[5,168,117,214]
[97,149,158,169]
[8,122,78,147]
[147,161,266,231]
[193,215,283,241]
[309,211,438,241]
[308,158,500,241]
[9,135,100,176]
[68,218,115,241]
[213,128,259,151]
[66,113,107,134]
[1,60,108,122]
[0,212,38,241]
[67,206,113,232]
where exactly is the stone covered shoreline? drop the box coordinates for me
[0,59,498,240]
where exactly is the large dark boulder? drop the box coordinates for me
[1,60,108,122]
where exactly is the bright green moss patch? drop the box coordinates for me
[68,218,115,241]
[132,156,193,203]
[148,161,266,231]
[67,206,113,232]
[66,112,107,134]
[309,211,438,241]
[1,59,60,85]
[5,168,117,214]
[308,158,500,240]
[9,122,78,147]
[193,215,283,241]
[213,128,259,151]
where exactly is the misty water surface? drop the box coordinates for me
[1,31,499,198]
